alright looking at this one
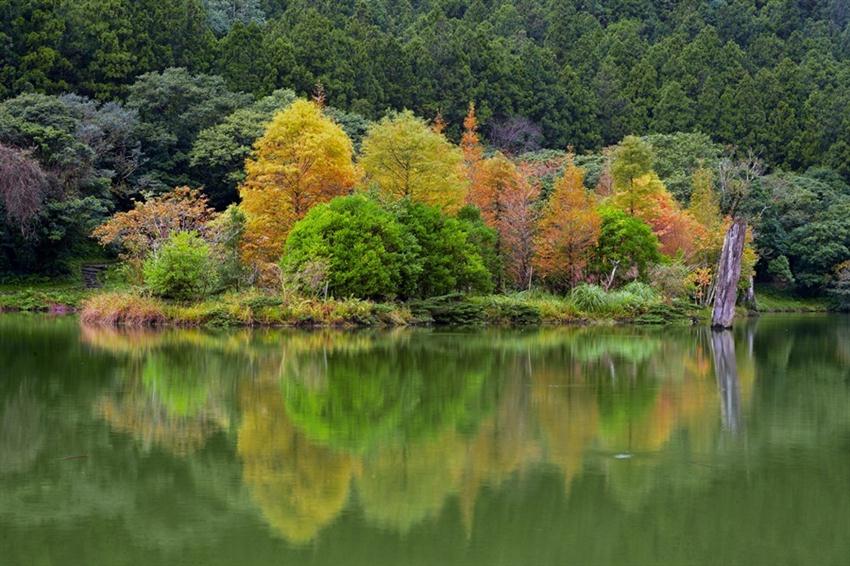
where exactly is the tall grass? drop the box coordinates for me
[570,282,660,317]
[81,293,168,326]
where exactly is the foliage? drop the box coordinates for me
[92,187,215,279]
[143,231,214,301]
[393,200,492,298]
[648,263,692,300]
[189,88,297,207]
[208,204,247,291]
[360,111,466,213]
[0,144,48,237]
[127,68,252,190]
[240,99,356,266]
[593,207,661,287]
[0,92,137,272]
[534,153,600,290]
[280,195,415,300]
[611,135,654,214]
[203,0,265,35]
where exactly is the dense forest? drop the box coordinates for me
[1,0,849,307]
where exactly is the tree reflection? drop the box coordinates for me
[0,383,44,475]
[711,330,743,433]
[237,384,354,545]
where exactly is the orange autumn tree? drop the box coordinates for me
[462,102,487,210]
[464,152,538,289]
[646,189,706,258]
[534,152,600,290]
[501,161,542,289]
[461,101,483,165]
[239,99,357,266]
[92,187,216,280]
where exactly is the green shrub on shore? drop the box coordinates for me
[143,232,214,301]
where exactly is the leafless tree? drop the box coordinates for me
[489,116,543,155]
[0,144,49,238]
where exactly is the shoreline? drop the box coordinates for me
[0,286,834,329]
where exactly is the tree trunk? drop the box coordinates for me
[712,217,747,328]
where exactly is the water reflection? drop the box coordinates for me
[711,330,743,433]
[1,315,849,565]
[79,325,754,541]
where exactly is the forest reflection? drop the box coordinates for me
[3,316,849,565]
[74,323,763,544]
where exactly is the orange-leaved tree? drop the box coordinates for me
[534,152,600,290]
[92,187,216,280]
[239,99,357,266]
[500,161,542,289]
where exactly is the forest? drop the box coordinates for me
[1,0,850,319]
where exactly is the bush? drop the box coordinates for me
[282,195,493,300]
[143,231,213,301]
[475,295,542,325]
[593,207,661,285]
[394,200,493,297]
[648,263,691,299]
[281,195,418,299]
[408,294,485,325]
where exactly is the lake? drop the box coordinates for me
[1,314,848,565]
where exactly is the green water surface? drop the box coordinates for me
[1,314,848,565]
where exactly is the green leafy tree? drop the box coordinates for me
[127,68,252,190]
[394,200,493,297]
[203,0,265,35]
[280,195,418,299]
[593,207,661,289]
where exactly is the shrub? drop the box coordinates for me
[408,294,485,325]
[281,195,418,299]
[648,262,691,299]
[593,207,661,286]
[143,231,213,301]
[394,200,493,297]
[475,295,542,325]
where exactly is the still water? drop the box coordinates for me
[1,314,848,565]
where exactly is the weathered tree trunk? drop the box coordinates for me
[710,330,742,433]
[712,217,747,328]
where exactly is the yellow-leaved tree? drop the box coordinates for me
[239,99,357,266]
[359,110,467,212]
[534,152,601,289]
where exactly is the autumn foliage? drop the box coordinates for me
[92,186,215,277]
[239,99,357,266]
[534,153,600,290]
[360,110,466,213]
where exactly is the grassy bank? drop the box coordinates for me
[0,281,95,313]
[3,282,833,328]
[754,287,830,313]
[76,285,705,328]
